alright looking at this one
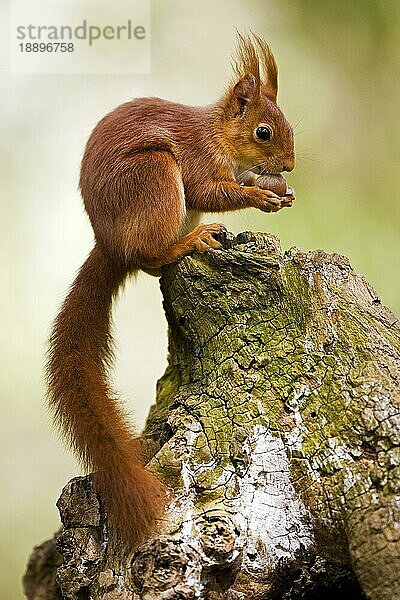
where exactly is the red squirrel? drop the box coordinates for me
[47,33,295,550]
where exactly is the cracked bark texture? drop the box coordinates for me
[24,231,400,600]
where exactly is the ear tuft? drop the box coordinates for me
[232,32,278,103]
[252,33,278,101]
[233,33,261,90]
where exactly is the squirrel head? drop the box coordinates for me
[218,33,295,177]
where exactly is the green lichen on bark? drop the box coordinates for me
[25,231,399,600]
[144,231,400,599]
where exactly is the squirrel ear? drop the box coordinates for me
[261,80,277,102]
[233,74,259,104]
[252,34,278,102]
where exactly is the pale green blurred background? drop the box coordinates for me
[1,0,399,597]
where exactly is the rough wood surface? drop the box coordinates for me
[24,231,400,600]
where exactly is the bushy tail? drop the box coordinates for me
[47,244,164,549]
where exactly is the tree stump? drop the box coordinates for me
[24,231,400,600]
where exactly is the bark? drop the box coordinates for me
[24,231,400,600]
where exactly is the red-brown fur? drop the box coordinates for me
[47,34,295,551]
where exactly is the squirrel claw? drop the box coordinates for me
[190,223,225,252]
[281,188,296,207]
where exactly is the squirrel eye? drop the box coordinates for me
[255,126,272,141]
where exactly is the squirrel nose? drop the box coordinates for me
[282,154,295,172]
[282,161,295,173]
